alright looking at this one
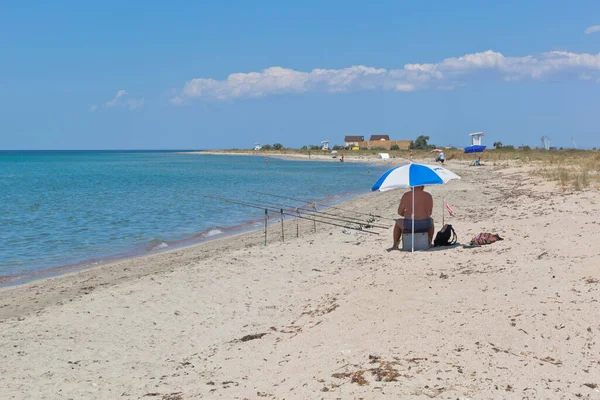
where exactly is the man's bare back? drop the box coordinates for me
[398,186,433,219]
[390,186,435,250]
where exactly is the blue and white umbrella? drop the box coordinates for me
[371,163,460,251]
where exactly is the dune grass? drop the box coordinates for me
[423,148,600,191]
[214,147,600,191]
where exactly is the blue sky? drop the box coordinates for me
[1,1,599,150]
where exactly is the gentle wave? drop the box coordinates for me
[149,242,169,251]
[203,229,223,238]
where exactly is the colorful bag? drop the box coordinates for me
[467,233,503,247]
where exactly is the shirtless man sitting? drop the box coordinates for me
[390,185,434,250]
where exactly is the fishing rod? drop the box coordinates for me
[247,198,387,229]
[248,197,389,229]
[202,195,379,235]
[248,190,397,221]
[203,195,380,231]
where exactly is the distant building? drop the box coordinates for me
[360,139,411,150]
[345,134,409,150]
[369,134,390,141]
[344,136,364,147]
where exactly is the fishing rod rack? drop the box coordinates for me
[202,192,391,246]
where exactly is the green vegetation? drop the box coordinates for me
[409,135,436,150]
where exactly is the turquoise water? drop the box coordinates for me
[0,151,385,281]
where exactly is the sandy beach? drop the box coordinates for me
[1,158,599,399]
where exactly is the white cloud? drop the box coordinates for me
[585,25,600,34]
[105,89,128,107]
[91,89,144,111]
[171,49,600,102]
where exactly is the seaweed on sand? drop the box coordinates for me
[331,356,403,386]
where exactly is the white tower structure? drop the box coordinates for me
[469,132,484,146]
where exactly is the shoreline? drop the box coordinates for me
[0,219,259,288]
[180,149,408,165]
[0,186,389,319]
[0,183,375,289]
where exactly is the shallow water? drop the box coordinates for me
[0,151,387,280]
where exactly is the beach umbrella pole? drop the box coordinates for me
[412,186,415,253]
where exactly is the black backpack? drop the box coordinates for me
[434,224,457,247]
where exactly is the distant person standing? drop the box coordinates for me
[437,151,445,164]
[409,150,413,161]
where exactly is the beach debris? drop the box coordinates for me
[585,277,599,284]
[406,357,428,363]
[143,393,182,400]
[237,332,268,342]
[300,297,339,317]
[584,383,598,389]
[412,386,447,398]
[439,272,449,279]
[332,357,404,386]
[332,370,369,386]
[537,356,562,366]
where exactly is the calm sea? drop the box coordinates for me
[0,151,386,282]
